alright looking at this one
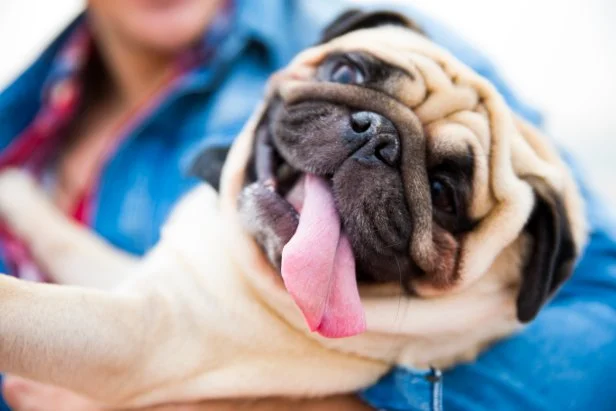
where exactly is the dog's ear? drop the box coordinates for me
[319,9,423,44]
[187,145,231,192]
[516,178,577,322]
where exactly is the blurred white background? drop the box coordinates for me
[1,0,614,203]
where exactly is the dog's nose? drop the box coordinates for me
[349,111,400,166]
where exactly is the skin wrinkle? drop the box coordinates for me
[265,62,477,289]
[252,27,583,297]
[299,30,524,242]
[311,27,579,291]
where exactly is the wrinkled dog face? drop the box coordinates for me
[229,10,578,328]
[245,52,475,289]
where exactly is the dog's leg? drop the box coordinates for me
[0,169,139,290]
[0,181,248,407]
[0,273,165,405]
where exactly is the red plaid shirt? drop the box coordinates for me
[0,2,234,281]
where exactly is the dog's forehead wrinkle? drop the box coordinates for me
[349,50,416,82]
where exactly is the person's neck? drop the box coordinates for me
[91,28,179,108]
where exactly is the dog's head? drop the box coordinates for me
[195,10,586,339]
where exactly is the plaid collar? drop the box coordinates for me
[0,1,235,281]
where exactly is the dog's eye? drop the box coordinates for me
[430,178,456,214]
[330,61,365,85]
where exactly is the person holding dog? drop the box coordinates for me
[0,1,614,410]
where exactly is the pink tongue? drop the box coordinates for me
[281,174,366,338]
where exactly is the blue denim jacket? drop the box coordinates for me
[1,1,615,410]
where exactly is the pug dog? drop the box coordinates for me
[0,10,586,409]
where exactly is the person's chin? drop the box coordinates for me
[115,17,202,53]
[135,28,204,53]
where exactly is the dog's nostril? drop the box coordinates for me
[375,140,399,166]
[350,111,373,134]
[348,111,400,166]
